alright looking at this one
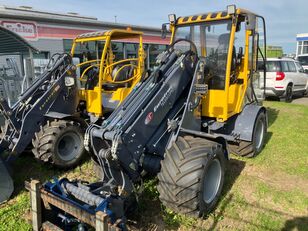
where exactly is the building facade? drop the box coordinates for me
[296,33,308,57]
[0,5,169,69]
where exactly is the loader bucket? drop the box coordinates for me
[0,157,13,203]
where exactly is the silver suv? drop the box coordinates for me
[260,58,308,102]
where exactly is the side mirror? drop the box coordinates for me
[161,23,168,39]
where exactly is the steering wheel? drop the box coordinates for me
[77,59,101,81]
[105,59,139,84]
[169,38,198,63]
[112,63,137,83]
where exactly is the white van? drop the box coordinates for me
[260,58,308,102]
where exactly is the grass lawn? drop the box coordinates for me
[0,101,307,230]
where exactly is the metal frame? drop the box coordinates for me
[73,29,145,117]
[27,180,120,231]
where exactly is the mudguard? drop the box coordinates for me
[233,104,267,142]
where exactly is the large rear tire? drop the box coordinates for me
[32,120,85,169]
[228,111,267,158]
[157,136,227,217]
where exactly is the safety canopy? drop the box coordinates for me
[0,25,39,54]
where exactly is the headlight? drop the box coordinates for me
[168,14,176,24]
[65,76,75,87]
[227,5,236,15]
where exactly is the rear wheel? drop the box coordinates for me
[281,85,293,103]
[157,136,227,217]
[228,111,267,158]
[32,120,86,168]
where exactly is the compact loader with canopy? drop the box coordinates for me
[0,29,145,203]
[29,5,268,230]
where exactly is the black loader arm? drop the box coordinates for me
[89,45,197,183]
[0,54,79,157]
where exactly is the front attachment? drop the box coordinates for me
[0,157,14,203]
[43,177,128,230]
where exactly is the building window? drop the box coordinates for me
[33,51,50,59]
[298,40,308,55]
[303,41,308,54]
[111,42,124,61]
[149,44,167,69]
[143,44,149,69]
[63,39,73,53]
[125,43,139,59]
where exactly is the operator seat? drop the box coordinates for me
[102,64,134,91]
[85,67,99,90]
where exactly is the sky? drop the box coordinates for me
[0,0,307,54]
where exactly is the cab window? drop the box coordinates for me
[174,20,232,90]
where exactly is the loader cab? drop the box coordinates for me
[168,6,266,122]
[70,29,145,117]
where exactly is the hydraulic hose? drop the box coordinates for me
[62,181,105,207]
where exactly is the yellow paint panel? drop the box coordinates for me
[83,87,102,116]
[202,90,227,121]
[177,11,231,25]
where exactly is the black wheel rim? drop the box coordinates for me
[57,132,81,161]
[255,118,265,151]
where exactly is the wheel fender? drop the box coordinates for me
[183,133,230,161]
[287,81,293,87]
[233,104,267,142]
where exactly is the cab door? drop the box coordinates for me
[226,18,248,117]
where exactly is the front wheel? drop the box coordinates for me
[157,136,227,217]
[32,120,86,168]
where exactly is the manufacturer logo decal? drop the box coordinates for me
[1,21,38,40]
[145,112,154,125]
[154,86,174,112]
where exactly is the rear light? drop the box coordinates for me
[276,72,285,81]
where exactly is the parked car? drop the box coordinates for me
[259,58,308,102]
[297,54,308,71]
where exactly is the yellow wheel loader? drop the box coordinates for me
[28,5,268,230]
[0,29,145,203]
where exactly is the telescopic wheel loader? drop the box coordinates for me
[30,5,268,230]
[0,29,145,203]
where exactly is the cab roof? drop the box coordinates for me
[176,8,258,25]
[75,29,143,40]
